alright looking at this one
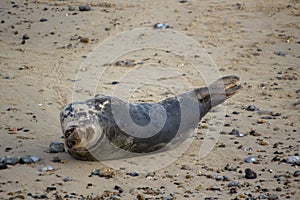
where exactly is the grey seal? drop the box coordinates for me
[60,76,242,161]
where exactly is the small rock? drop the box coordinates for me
[68,5,76,11]
[0,163,8,170]
[114,185,123,193]
[39,18,48,22]
[245,168,257,179]
[111,81,119,85]
[245,156,256,163]
[276,51,286,56]
[258,194,267,199]
[268,193,278,200]
[228,180,240,187]
[52,156,61,163]
[5,74,12,79]
[284,155,299,164]
[91,169,100,176]
[22,34,30,40]
[46,186,56,191]
[230,129,244,137]
[214,174,223,181]
[179,0,188,3]
[80,37,89,43]
[3,157,19,165]
[185,174,193,179]
[79,5,91,11]
[223,175,231,181]
[127,172,139,177]
[153,23,170,29]
[245,105,258,111]
[63,177,73,182]
[39,166,54,172]
[0,157,5,163]
[19,156,34,164]
[181,164,191,170]
[293,170,300,177]
[49,142,65,153]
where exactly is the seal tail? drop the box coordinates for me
[194,75,242,118]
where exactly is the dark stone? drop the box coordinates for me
[245,105,258,111]
[49,142,65,153]
[79,5,91,11]
[127,172,139,177]
[0,163,8,170]
[111,81,119,85]
[293,170,300,177]
[245,168,257,179]
[19,156,34,164]
[22,34,29,40]
[4,157,19,165]
[153,23,170,29]
[40,18,48,22]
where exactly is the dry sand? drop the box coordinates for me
[0,0,299,199]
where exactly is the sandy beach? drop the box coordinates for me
[0,0,299,199]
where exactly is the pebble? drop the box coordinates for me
[111,81,119,85]
[223,175,231,181]
[258,194,267,199]
[114,185,123,193]
[245,156,257,163]
[49,142,65,153]
[214,174,223,181]
[68,5,76,11]
[127,172,139,177]
[230,129,244,137]
[91,169,100,176]
[19,156,33,164]
[0,157,5,163]
[80,37,89,43]
[181,164,191,170]
[3,157,19,165]
[284,155,299,164]
[179,0,188,3]
[153,23,170,29]
[228,180,240,187]
[293,170,300,177]
[39,18,48,22]
[268,193,278,200]
[5,75,12,79]
[63,176,73,182]
[22,34,30,40]
[52,156,61,163]
[0,163,8,170]
[245,168,257,179]
[79,5,91,11]
[276,51,286,56]
[245,105,259,111]
[19,155,40,164]
[39,166,54,172]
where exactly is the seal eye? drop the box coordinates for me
[65,126,76,138]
